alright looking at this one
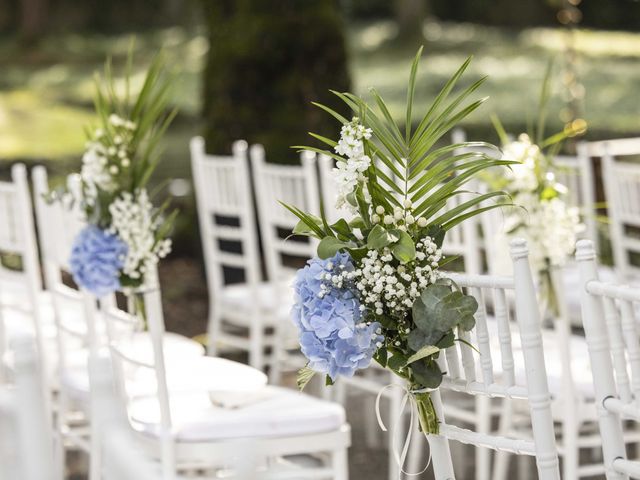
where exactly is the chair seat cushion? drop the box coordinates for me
[220,281,293,326]
[128,386,345,442]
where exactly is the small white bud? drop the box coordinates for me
[383,215,394,225]
[406,215,415,225]
[109,165,119,175]
[417,217,428,227]
[394,210,403,221]
[403,199,412,209]
[121,158,130,168]
[372,214,380,223]
[375,205,385,215]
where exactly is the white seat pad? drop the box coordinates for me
[484,317,594,399]
[114,332,204,366]
[220,281,293,326]
[128,386,345,442]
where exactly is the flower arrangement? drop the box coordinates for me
[284,48,514,434]
[54,53,177,298]
[482,64,586,313]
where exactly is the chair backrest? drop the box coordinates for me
[190,137,262,299]
[0,164,45,380]
[89,354,160,480]
[599,147,640,280]
[576,239,640,479]
[429,238,559,480]
[250,145,320,282]
[0,334,56,480]
[101,266,268,480]
[32,167,97,420]
[577,137,640,262]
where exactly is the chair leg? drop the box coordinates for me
[475,396,491,480]
[387,378,404,480]
[89,428,101,480]
[407,419,425,475]
[492,398,513,480]
[206,306,222,357]
[332,448,349,480]
[248,322,264,371]
[562,418,579,480]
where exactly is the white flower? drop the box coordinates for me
[332,117,373,212]
[81,142,115,193]
[108,189,172,283]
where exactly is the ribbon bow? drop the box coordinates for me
[375,383,433,479]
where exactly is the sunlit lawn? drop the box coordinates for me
[0,20,639,176]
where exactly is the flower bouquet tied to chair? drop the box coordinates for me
[284,48,515,434]
[50,51,177,307]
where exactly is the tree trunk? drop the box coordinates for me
[19,0,47,45]
[395,0,426,44]
[200,0,351,163]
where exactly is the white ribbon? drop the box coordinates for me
[375,384,433,479]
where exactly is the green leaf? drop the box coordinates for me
[293,216,322,235]
[367,224,399,250]
[349,217,367,230]
[390,229,416,263]
[406,46,423,141]
[388,352,409,371]
[412,283,478,334]
[325,375,334,386]
[407,345,440,364]
[408,328,446,352]
[330,218,354,239]
[374,348,388,368]
[317,236,352,259]
[411,361,443,389]
[296,366,316,391]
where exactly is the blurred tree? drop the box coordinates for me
[200,0,350,163]
[394,0,426,44]
[19,0,48,44]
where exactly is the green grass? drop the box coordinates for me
[0,20,639,179]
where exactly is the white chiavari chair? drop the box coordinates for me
[596,140,640,282]
[101,266,350,480]
[32,167,204,480]
[0,334,56,480]
[407,239,560,479]
[249,144,321,380]
[191,137,279,371]
[0,164,49,383]
[577,238,640,479]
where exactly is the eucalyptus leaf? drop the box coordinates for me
[317,236,352,259]
[390,229,416,263]
[411,360,443,389]
[388,352,409,371]
[407,345,440,364]
[367,224,400,250]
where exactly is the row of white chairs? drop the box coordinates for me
[0,163,351,479]
[189,133,640,480]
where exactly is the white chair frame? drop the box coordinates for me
[577,238,640,479]
[0,164,47,383]
[191,137,277,370]
[0,334,56,480]
[101,266,350,480]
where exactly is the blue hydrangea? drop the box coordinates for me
[69,225,128,297]
[292,252,382,381]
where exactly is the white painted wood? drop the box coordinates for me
[0,334,56,480]
[191,137,280,371]
[577,239,640,480]
[600,145,640,281]
[103,265,351,480]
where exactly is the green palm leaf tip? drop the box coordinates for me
[285,48,514,251]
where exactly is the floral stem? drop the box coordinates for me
[414,391,439,435]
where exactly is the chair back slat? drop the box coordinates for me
[250,145,320,282]
[469,286,494,385]
[577,239,640,479]
[494,287,516,386]
[602,296,633,404]
[429,239,559,480]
